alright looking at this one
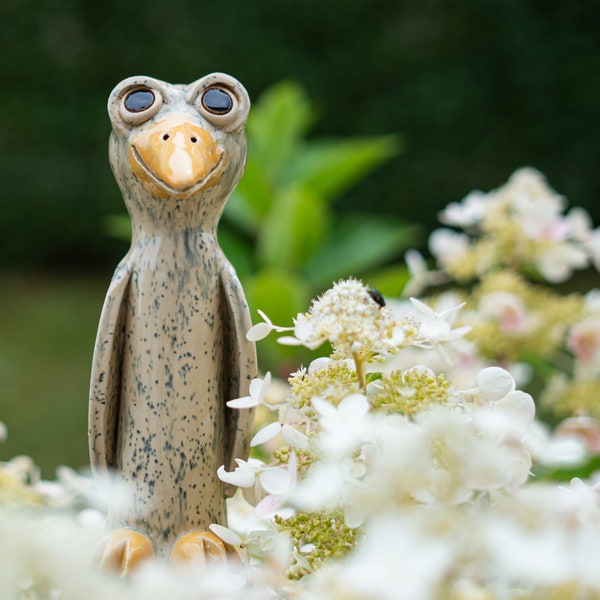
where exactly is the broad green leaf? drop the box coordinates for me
[243,269,312,376]
[283,135,401,202]
[223,190,260,235]
[244,269,309,327]
[247,81,315,186]
[258,186,329,271]
[366,264,412,298]
[303,213,419,288]
[217,226,255,278]
[366,372,383,384]
[231,153,274,224]
[103,214,131,241]
[532,455,600,482]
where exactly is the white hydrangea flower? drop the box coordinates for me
[428,228,471,271]
[474,366,516,402]
[217,458,264,489]
[478,291,537,334]
[279,278,412,359]
[439,190,488,227]
[402,249,448,297]
[227,372,271,409]
[246,310,292,342]
[409,297,471,364]
[567,317,600,367]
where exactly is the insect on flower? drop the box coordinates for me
[367,286,386,307]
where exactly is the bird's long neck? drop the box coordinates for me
[125,184,227,236]
[126,224,222,273]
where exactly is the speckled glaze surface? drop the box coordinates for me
[89,74,256,557]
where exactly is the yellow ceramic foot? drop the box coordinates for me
[169,530,238,572]
[97,528,155,577]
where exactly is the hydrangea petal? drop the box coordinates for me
[246,322,273,342]
[282,424,309,450]
[495,391,536,425]
[209,523,243,546]
[251,422,282,447]
[217,460,256,488]
[476,367,515,402]
[227,396,259,409]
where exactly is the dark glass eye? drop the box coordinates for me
[124,88,155,112]
[201,88,233,114]
[367,286,386,307]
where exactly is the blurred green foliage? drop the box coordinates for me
[0,0,598,268]
[108,81,417,371]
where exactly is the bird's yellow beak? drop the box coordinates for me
[129,114,226,197]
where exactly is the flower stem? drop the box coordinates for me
[353,352,367,394]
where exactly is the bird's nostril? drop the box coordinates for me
[190,136,198,143]
[162,133,170,141]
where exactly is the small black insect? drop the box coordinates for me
[367,286,386,307]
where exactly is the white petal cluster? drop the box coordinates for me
[429,168,600,283]
[280,278,412,358]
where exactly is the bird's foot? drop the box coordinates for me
[169,530,239,573]
[97,528,155,577]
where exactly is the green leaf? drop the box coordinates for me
[367,264,412,298]
[229,153,275,226]
[303,213,419,288]
[283,135,401,202]
[103,214,131,241]
[258,186,329,271]
[243,269,313,376]
[247,81,315,186]
[244,269,310,329]
[222,190,259,236]
[366,372,383,384]
[217,226,254,278]
[532,456,600,482]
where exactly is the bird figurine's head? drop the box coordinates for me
[107,73,250,232]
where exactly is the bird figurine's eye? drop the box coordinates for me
[201,88,234,115]
[124,88,155,113]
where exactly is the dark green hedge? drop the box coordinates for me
[0,0,598,266]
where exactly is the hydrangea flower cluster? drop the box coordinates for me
[404,168,600,451]
[421,167,600,284]
[209,278,593,596]
[3,170,600,598]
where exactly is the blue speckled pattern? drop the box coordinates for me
[89,74,256,556]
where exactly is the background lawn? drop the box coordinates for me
[0,270,110,476]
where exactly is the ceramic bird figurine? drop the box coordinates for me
[89,73,256,574]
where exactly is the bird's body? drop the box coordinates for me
[89,74,256,567]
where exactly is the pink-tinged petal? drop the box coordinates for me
[259,467,291,495]
[227,396,259,409]
[254,494,282,517]
[209,524,243,546]
[251,422,282,447]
